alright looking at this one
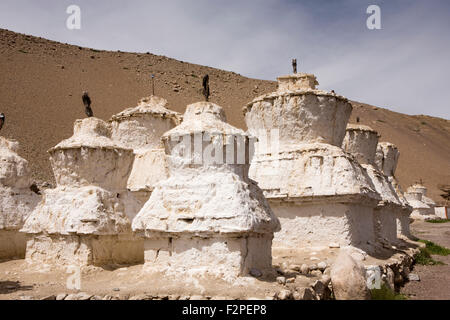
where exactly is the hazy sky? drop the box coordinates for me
[0,0,449,118]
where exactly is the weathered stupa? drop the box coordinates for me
[243,71,380,252]
[109,96,181,204]
[132,101,280,277]
[342,125,402,246]
[0,137,40,259]
[375,142,413,238]
[22,118,143,267]
[405,184,437,220]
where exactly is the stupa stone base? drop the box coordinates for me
[142,233,273,277]
[25,234,143,267]
[271,201,376,250]
[0,230,27,260]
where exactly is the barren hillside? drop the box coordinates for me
[0,28,448,203]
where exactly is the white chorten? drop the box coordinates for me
[405,184,437,220]
[244,73,380,252]
[342,125,402,246]
[0,137,40,259]
[109,96,181,203]
[375,142,413,238]
[132,101,280,277]
[22,118,143,267]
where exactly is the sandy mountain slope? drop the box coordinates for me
[0,28,448,203]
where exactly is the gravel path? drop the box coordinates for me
[401,221,450,300]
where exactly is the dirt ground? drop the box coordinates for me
[0,238,417,300]
[401,220,450,300]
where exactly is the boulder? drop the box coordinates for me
[330,251,371,300]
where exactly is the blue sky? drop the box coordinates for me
[0,0,449,118]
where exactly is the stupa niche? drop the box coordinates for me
[132,101,280,277]
[0,137,40,259]
[109,96,181,204]
[21,118,143,267]
[244,72,380,252]
[375,142,413,239]
[342,125,402,246]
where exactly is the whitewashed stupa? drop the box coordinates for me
[375,142,413,239]
[0,137,40,259]
[22,118,143,267]
[243,72,380,252]
[132,101,280,277]
[405,184,437,220]
[109,96,181,204]
[342,125,402,246]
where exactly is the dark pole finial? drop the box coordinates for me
[202,74,210,102]
[151,74,155,95]
[292,58,297,74]
[0,113,5,131]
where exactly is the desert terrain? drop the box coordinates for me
[0,28,449,203]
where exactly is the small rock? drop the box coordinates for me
[65,292,92,300]
[329,243,340,248]
[300,264,309,274]
[129,294,153,300]
[407,273,420,281]
[102,295,113,300]
[321,275,331,287]
[40,295,56,300]
[276,276,286,285]
[19,296,34,300]
[310,257,319,261]
[318,262,328,271]
[310,270,322,277]
[290,264,301,272]
[286,277,295,284]
[113,288,120,292]
[323,267,331,276]
[351,252,366,261]
[249,268,262,277]
[276,289,292,300]
[56,293,67,300]
[311,280,327,299]
[90,295,103,300]
[190,295,205,300]
[309,264,318,271]
[293,288,315,300]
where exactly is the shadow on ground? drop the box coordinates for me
[0,281,33,294]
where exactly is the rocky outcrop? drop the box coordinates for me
[132,101,280,278]
[22,118,143,267]
[244,73,380,252]
[0,137,40,259]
